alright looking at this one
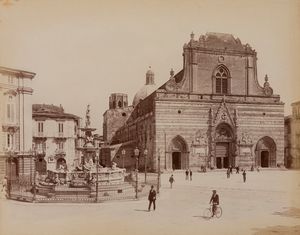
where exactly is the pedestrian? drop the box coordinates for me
[1,176,8,198]
[230,166,233,174]
[189,169,192,181]
[242,170,246,182]
[2,176,7,191]
[236,166,239,174]
[185,169,189,180]
[226,168,230,178]
[148,185,156,211]
[169,174,175,188]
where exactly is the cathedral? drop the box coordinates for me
[103,32,284,171]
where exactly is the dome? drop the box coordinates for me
[132,67,157,107]
[132,84,157,107]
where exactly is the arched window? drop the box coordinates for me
[214,66,230,94]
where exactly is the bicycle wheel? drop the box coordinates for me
[215,206,222,218]
[203,208,212,219]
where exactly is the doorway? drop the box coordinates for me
[216,143,229,169]
[172,152,181,169]
[261,151,269,167]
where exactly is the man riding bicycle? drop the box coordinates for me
[209,190,219,217]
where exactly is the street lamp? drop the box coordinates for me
[144,149,148,183]
[95,150,99,203]
[121,149,126,169]
[157,148,161,194]
[134,147,139,199]
[32,147,37,201]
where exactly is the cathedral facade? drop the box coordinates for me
[103,32,284,171]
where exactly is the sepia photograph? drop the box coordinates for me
[0,0,300,234]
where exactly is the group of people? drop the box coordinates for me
[226,166,247,182]
[185,169,193,181]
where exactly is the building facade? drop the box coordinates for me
[0,66,36,179]
[32,104,80,174]
[104,33,284,171]
[284,101,300,168]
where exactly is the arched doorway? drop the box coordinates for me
[214,123,234,169]
[56,158,67,170]
[169,136,188,170]
[255,136,276,168]
[36,157,47,175]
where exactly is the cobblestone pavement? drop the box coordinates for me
[1,170,300,235]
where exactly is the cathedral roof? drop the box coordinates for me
[185,32,255,54]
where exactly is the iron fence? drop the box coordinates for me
[5,171,161,203]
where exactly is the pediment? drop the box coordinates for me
[213,98,235,127]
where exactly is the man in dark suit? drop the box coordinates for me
[209,190,219,217]
[148,185,156,211]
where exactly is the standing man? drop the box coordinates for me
[189,169,193,181]
[169,175,175,188]
[185,169,189,180]
[148,185,156,211]
[242,170,246,182]
[209,190,219,217]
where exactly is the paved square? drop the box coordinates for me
[1,170,300,235]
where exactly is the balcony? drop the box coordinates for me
[55,132,66,139]
[55,149,66,156]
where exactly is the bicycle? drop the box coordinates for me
[203,204,222,219]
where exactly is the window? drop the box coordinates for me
[7,133,13,149]
[58,123,64,133]
[58,142,64,150]
[215,66,229,94]
[6,102,15,122]
[38,122,44,133]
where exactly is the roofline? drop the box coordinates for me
[291,101,300,106]
[33,112,81,120]
[0,66,36,79]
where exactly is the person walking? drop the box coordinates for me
[185,169,189,180]
[209,190,220,217]
[169,175,175,188]
[189,169,193,181]
[226,168,230,178]
[242,170,246,182]
[148,185,156,211]
[236,166,240,174]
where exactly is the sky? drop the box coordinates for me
[1,0,300,134]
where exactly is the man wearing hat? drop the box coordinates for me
[148,185,156,211]
[209,190,219,217]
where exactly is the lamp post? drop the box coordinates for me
[134,147,139,199]
[121,149,126,169]
[144,149,148,183]
[95,150,99,203]
[32,148,37,201]
[157,149,161,194]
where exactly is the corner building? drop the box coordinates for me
[105,33,284,171]
[0,66,35,179]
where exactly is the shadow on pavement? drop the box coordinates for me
[134,209,150,212]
